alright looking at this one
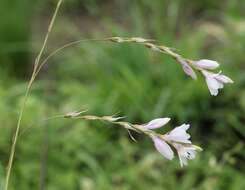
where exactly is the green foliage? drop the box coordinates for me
[0,0,245,189]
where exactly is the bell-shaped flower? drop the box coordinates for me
[202,70,234,96]
[173,143,202,167]
[164,124,191,144]
[143,118,171,130]
[152,136,174,160]
[192,59,219,70]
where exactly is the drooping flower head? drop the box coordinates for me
[163,123,202,167]
[202,70,234,96]
[175,57,233,96]
[140,118,201,167]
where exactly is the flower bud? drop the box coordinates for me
[193,59,219,70]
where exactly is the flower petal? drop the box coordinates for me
[202,70,233,96]
[205,76,222,96]
[144,118,170,129]
[166,135,191,144]
[173,144,194,167]
[152,137,174,160]
[165,124,191,143]
[169,124,190,135]
[179,154,188,167]
[178,123,190,130]
[184,149,196,160]
[193,59,219,70]
[215,74,234,84]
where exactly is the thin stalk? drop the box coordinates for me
[5,1,63,189]
[33,37,186,79]
[19,115,66,137]
[34,38,110,78]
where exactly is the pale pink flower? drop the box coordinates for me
[143,118,171,129]
[164,124,191,144]
[202,70,234,96]
[152,136,174,160]
[192,59,219,70]
[140,119,201,166]
[173,143,201,167]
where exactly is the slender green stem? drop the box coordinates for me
[33,37,182,80]
[5,87,30,190]
[4,1,63,189]
[34,38,109,79]
[19,115,66,137]
[34,0,63,70]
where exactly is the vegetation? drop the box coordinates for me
[0,0,244,189]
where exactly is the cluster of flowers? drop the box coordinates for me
[140,118,202,167]
[65,112,202,167]
[64,36,233,167]
[180,58,233,96]
[109,37,233,96]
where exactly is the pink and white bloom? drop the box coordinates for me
[202,70,234,96]
[152,136,174,160]
[173,143,201,167]
[140,119,201,167]
[192,59,219,70]
[143,118,171,129]
[164,124,191,144]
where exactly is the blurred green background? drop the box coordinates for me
[0,0,245,189]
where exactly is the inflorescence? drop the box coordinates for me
[108,36,233,96]
[65,111,202,167]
